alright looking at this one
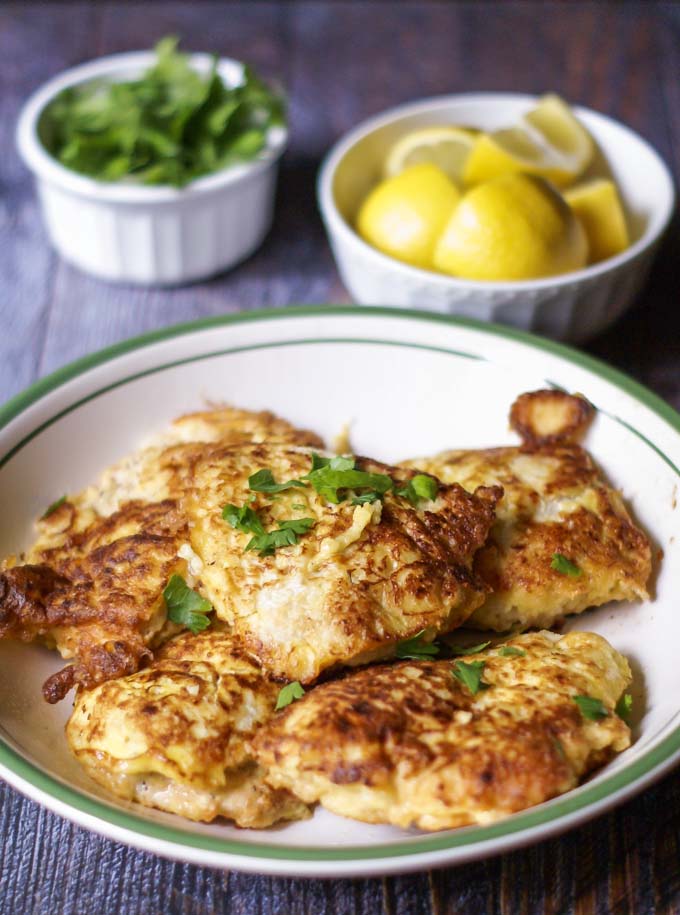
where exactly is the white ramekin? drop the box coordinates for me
[17,52,288,285]
[318,93,675,342]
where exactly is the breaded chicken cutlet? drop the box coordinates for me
[67,629,309,827]
[1,391,647,835]
[72,405,324,520]
[0,407,323,702]
[184,442,501,683]
[402,391,651,631]
[252,631,632,831]
[0,499,187,702]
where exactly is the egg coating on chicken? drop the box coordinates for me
[252,631,632,831]
[68,404,324,521]
[402,392,650,631]
[66,630,309,827]
[0,499,189,702]
[0,406,323,702]
[185,443,501,683]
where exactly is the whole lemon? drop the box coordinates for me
[356,163,460,270]
[433,173,588,281]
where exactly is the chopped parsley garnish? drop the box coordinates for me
[395,474,439,506]
[551,553,582,577]
[248,468,306,494]
[305,454,393,504]
[243,455,439,509]
[245,518,315,556]
[223,495,315,556]
[573,694,608,720]
[222,502,265,535]
[395,630,439,660]
[499,646,526,658]
[275,680,305,710]
[615,693,633,722]
[163,574,212,634]
[351,491,385,505]
[291,503,307,511]
[41,495,67,519]
[41,36,285,188]
[452,660,490,695]
[225,453,441,553]
[449,641,491,657]
[308,453,333,472]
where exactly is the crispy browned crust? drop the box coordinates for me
[510,390,595,446]
[471,444,651,604]
[0,564,70,638]
[0,407,325,702]
[186,442,502,683]
[402,437,651,631]
[0,499,186,702]
[359,459,502,569]
[252,631,632,831]
[66,630,310,827]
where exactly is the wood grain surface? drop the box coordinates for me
[1,2,679,913]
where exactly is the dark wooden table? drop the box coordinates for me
[1,2,679,912]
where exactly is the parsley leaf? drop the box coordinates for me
[452,660,490,695]
[163,574,212,634]
[448,641,491,657]
[351,491,385,505]
[615,693,633,722]
[325,455,354,472]
[277,518,315,535]
[42,36,285,188]
[573,694,608,720]
[499,646,526,658]
[248,468,306,494]
[395,474,439,506]
[245,518,315,556]
[395,630,439,660]
[224,496,315,557]
[308,453,332,472]
[305,455,393,504]
[222,502,265,535]
[275,680,305,710]
[551,553,582,577]
[41,495,67,519]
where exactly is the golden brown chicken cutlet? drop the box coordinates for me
[66,629,309,827]
[67,405,324,522]
[185,442,501,683]
[0,499,188,702]
[0,406,323,702]
[402,391,651,631]
[252,630,632,831]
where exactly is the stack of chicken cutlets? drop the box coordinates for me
[0,392,650,831]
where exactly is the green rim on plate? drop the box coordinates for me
[1,304,679,863]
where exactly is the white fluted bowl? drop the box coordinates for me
[318,94,675,342]
[16,51,287,285]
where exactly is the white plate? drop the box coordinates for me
[1,306,679,878]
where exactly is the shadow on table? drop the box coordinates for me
[586,206,680,410]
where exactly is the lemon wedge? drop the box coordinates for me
[357,163,460,269]
[464,95,594,188]
[384,127,477,182]
[565,179,629,263]
[433,173,588,281]
[525,94,593,174]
